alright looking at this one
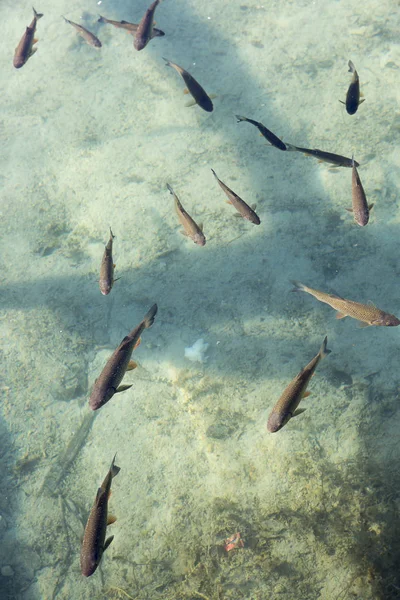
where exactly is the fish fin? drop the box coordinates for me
[133,337,141,350]
[319,335,331,358]
[143,304,158,328]
[359,98,365,104]
[290,280,305,293]
[302,391,311,398]
[198,223,204,231]
[33,38,39,44]
[284,143,298,152]
[226,200,233,205]
[335,312,346,319]
[339,100,345,105]
[209,93,217,100]
[103,536,114,552]
[151,28,165,38]
[251,203,257,210]
[110,455,121,478]
[183,88,189,95]
[180,229,189,236]
[185,99,197,108]
[127,360,138,371]
[345,207,353,213]
[368,203,374,211]
[114,276,122,283]
[115,384,133,393]
[358,322,370,328]
[107,514,117,525]
[29,47,38,57]
[33,8,44,19]
[367,300,377,308]
[292,408,306,418]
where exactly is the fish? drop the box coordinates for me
[341,60,364,115]
[98,15,138,32]
[346,156,373,226]
[80,455,120,577]
[291,280,400,327]
[167,184,206,246]
[134,0,162,50]
[98,14,164,38]
[211,169,260,225]
[235,115,287,151]
[285,143,358,168]
[163,58,213,113]
[13,7,43,69]
[62,17,102,48]
[267,337,331,433]
[99,228,116,296]
[89,304,158,410]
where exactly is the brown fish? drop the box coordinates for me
[167,184,206,246]
[346,156,373,226]
[267,337,330,433]
[285,144,358,168]
[89,304,158,410]
[211,169,260,225]
[340,60,364,115]
[98,14,165,38]
[291,280,400,327]
[99,228,116,296]
[235,115,287,151]
[80,455,120,577]
[163,58,213,113]
[62,17,102,48]
[134,0,162,50]
[13,7,43,69]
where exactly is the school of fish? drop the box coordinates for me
[12,0,399,580]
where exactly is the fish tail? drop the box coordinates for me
[98,15,106,23]
[284,143,298,152]
[319,336,331,359]
[143,304,158,329]
[290,280,307,293]
[162,57,172,68]
[166,183,174,195]
[235,115,247,123]
[210,168,218,179]
[109,227,115,239]
[348,60,355,73]
[110,454,121,478]
[33,7,44,19]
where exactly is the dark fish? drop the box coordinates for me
[98,14,165,38]
[134,0,162,50]
[167,184,206,246]
[163,58,213,113]
[346,157,373,226]
[80,455,120,577]
[267,337,330,433]
[285,143,358,168]
[211,169,260,225]
[62,17,102,48]
[291,280,400,327]
[235,115,287,151]
[13,7,43,69]
[89,304,158,410]
[99,228,116,296]
[341,60,364,115]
